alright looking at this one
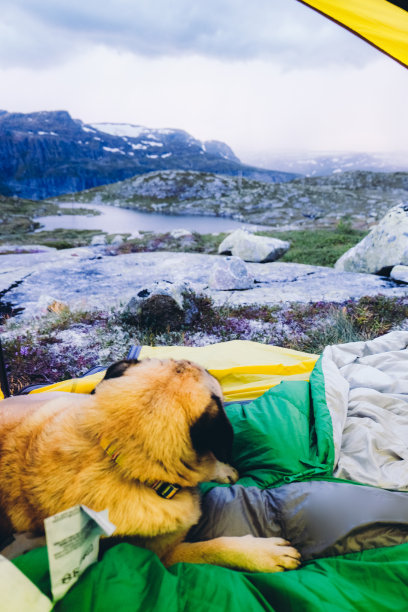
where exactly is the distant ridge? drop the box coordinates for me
[246,150,408,177]
[0,110,299,200]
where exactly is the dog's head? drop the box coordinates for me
[90,358,233,485]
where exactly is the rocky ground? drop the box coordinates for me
[2,247,408,318]
[2,242,408,393]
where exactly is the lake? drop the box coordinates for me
[35,203,265,234]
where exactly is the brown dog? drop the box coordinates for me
[0,358,300,572]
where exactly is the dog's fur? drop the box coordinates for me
[0,358,300,572]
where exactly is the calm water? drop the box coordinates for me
[34,203,262,234]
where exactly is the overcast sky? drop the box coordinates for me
[0,0,407,163]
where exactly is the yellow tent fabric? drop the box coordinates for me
[297,0,408,68]
[14,341,318,402]
[138,341,318,401]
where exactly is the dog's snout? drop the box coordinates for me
[190,395,234,464]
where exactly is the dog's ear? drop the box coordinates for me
[190,394,233,464]
[103,359,140,380]
[90,359,139,394]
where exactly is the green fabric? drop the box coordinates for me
[202,359,334,495]
[13,542,408,612]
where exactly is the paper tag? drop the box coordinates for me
[0,555,53,612]
[44,505,116,601]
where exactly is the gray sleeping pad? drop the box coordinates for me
[188,481,408,560]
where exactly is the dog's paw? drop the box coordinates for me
[237,535,301,572]
[211,461,239,484]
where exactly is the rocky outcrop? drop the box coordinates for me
[0,110,298,199]
[123,281,199,331]
[218,229,290,263]
[335,204,408,274]
[56,169,408,230]
[391,265,408,284]
[1,248,407,319]
[208,256,254,290]
[0,244,56,254]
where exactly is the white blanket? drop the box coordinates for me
[322,331,408,490]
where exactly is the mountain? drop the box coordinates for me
[245,151,408,177]
[56,169,408,229]
[0,110,298,200]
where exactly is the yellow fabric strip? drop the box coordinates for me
[5,341,318,402]
[27,372,105,396]
[298,0,408,67]
[139,341,318,401]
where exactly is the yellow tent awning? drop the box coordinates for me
[297,0,408,68]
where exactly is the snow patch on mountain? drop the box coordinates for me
[102,146,126,155]
[90,123,147,139]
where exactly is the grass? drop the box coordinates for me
[21,229,102,250]
[282,295,408,354]
[2,294,407,394]
[258,219,368,267]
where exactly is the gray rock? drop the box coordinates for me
[170,228,193,239]
[218,229,290,263]
[91,234,107,246]
[124,280,200,331]
[335,203,408,274]
[111,235,124,246]
[208,256,254,290]
[390,265,408,284]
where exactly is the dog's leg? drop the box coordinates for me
[211,461,239,484]
[162,535,301,572]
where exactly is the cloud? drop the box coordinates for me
[0,0,377,69]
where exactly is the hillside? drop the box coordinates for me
[55,169,408,229]
[0,194,60,236]
[0,110,298,199]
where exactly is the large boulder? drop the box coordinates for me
[208,256,254,290]
[218,229,290,263]
[335,204,408,274]
[390,265,408,284]
[90,234,107,246]
[123,280,202,331]
[111,235,124,246]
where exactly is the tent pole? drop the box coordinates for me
[0,338,11,398]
